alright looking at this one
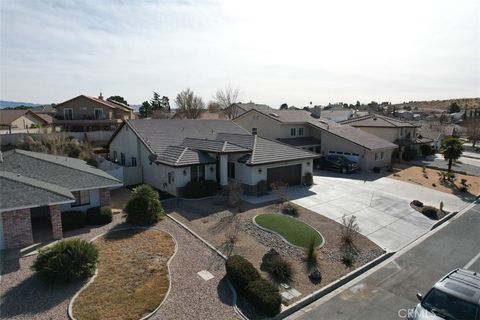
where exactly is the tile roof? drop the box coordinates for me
[233,102,273,112]
[0,149,122,190]
[0,110,49,126]
[117,119,318,166]
[277,137,322,146]
[241,109,397,150]
[0,171,75,211]
[56,95,134,112]
[339,114,418,128]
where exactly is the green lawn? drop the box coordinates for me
[254,214,324,249]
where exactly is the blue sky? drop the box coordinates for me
[1,0,479,107]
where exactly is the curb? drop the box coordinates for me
[162,195,224,203]
[165,214,248,320]
[67,226,178,320]
[273,251,395,320]
[252,214,325,250]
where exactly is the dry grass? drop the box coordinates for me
[389,165,480,196]
[72,229,176,320]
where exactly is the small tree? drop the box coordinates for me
[107,95,128,105]
[270,181,288,204]
[448,102,461,113]
[124,184,164,225]
[440,137,463,172]
[175,88,205,119]
[139,101,153,118]
[214,86,240,119]
[280,103,288,110]
[465,119,480,148]
[341,215,360,249]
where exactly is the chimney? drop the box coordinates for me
[98,92,104,100]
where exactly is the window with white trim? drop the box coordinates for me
[64,108,73,120]
[298,128,304,136]
[251,128,258,135]
[71,190,90,207]
[290,128,296,136]
[94,108,104,120]
[375,152,379,161]
[168,171,174,184]
[380,152,384,160]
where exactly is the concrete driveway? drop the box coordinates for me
[287,171,473,252]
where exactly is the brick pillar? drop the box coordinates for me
[2,209,34,249]
[49,205,63,240]
[99,188,111,207]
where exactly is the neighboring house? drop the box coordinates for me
[54,94,135,131]
[340,114,433,154]
[108,119,318,196]
[314,106,354,122]
[233,109,397,170]
[0,109,52,133]
[0,149,122,249]
[417,123,458,151]
[227,102,274,119]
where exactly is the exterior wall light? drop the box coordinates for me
[258,168,262,173]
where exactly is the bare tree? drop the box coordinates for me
[464,119,480,148]
[175,89,205,119]
[207,101,221,113]
[214,86,240,119]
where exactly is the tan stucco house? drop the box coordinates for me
[0,109,52,133]
[233,109,398,171]
[54,94,135,131]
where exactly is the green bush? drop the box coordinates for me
[305,236,318,262]
[412,200,423,207]
[184,180,217,198]
[225,255,260,292]
[86,206,112,225]
[245,279,282,317]
[373,167,381,173]
[125,184,164,225]
[282,202,298,216]
[303,172,313,186]
[256,180,268,196]
[61,211,86,231]
[421,145,433,157]
[342,251,355,267]
[32,239,98,284]
[260,249,293,283]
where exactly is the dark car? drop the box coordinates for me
[317,155,359,173]
[409,268,480,320]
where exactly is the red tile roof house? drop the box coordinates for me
[108,119,319,196]
[0,149,121,250]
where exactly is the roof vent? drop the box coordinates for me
[98,92,104,100]
[269,113,279,117]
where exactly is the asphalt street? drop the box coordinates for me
[287,202,480,320]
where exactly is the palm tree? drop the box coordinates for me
[440,137,463,172]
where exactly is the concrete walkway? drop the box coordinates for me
[243,171,474,251]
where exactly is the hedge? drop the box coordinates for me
[61,211,86,231]
[225,255,260,292]
[245,278,282,316]
[86,206,112,225]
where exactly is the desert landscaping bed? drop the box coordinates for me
[0,215,237,320]
[165,198,384,312]
[389,165,480,197]
[72,228,176,320]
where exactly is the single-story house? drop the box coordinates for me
[233,109,397,170]
[0,109,52,132]
[108,119,318,196]
[0,149,122,249]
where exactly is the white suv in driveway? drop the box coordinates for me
[409,269,480,320]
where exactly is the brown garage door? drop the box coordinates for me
[267,164,302,186]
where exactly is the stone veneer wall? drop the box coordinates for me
[49,205,63,240]
[2,209,34,249]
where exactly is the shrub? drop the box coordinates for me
[86,206,112,225]
[260,249,294,283]
[61,211,86,231]
[282,202,298,216]
[245,279,282,317]
[421,145,433,157]
[225,255,260,292]
[459,186,468,192]
[305,236,318,262]
[342,251,355,267]
[32,239,98,284]
[402,146,417,161]
[461,178,468,186]
[303,172,313,186]
[412,200,423,207]
[125,184,164,225]
[341,215,360,248]
[256,180,268,196]
[373,167,380,173]
[421,206,437,217]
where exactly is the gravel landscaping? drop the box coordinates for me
[0,214,237,320]
[166,198,384,311]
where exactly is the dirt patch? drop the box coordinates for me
[389,165,480,197]
[165,198,383,311]
[72,229,176,320]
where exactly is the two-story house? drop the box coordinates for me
[340,114,432,155]
[233,109,397,171]
[54,94,135,131]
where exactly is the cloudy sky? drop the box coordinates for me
[1,0,479,107]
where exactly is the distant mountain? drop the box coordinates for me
[0,100,43,108]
